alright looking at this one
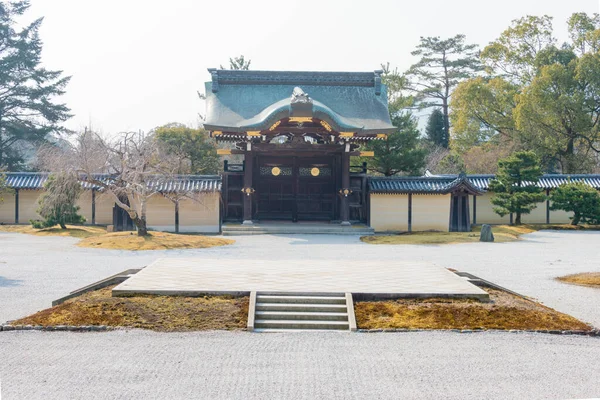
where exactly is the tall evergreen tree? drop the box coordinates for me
[365,64,426,176]
[365,113,426,176]
[0,1,71,170]
[425,109,446,147]
[488,151,546,224]
[405,35,482,149]
[220,55,251,70]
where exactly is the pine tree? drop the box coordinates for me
[0,1,71,170]
[488,151,546,224]
[425,109,446,147]
[365,113,427,176]
[550,182,600,225]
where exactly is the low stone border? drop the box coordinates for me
[0,324,113,332]
[358,328,600,336]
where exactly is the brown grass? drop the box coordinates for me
[77,231,234,250]
[557,272,600,288]
[12,286,249,331]
[0,224,105,238]
[361,225,535,245]
[354,288,591,331]
[0,224,234,250]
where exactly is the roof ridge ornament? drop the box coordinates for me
[291,87,312,104]
[289,87,313,118]
[374,70,382,96]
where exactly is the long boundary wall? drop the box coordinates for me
[0,189,220,233]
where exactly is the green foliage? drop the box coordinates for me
[452,13,600,173]
[436,152,465,174]
[406,34,482,148]
[488,151,546,224]
[481,15,555,83]
[567,12,600,55]
[0,170,13,202]
[380,62,414,115]
[425,109,445,147]
[0,1,71,170]
[33,173,85,229]
[365,64,425,176]
[365,113,426,176]
[550,182,600,225]
[154,123,219,175]
[220,55,251,70]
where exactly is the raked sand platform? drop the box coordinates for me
[112,258,488,300]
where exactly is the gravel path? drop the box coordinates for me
[2,230,600,399]
[1,230,600,326]
[1,330,599,400]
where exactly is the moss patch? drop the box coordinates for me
[12,286,249,331]
[77,231,234,250]
[557,272,600,288]
[354,288,591,331]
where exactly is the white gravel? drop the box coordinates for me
[1,230,599,326]
[1,330,599,400]
[2,230,600,399]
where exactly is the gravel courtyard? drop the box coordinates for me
[1,230,600,399]
[2,330,600,400]
[1,230,599,326]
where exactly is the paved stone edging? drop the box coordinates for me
[358,328,600,336]
[1,324,598,336]
[0,324,113,332]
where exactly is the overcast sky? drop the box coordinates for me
[27,0,600,134]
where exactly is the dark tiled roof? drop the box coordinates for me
[425,173,600,190]
[473,174,600,190]
[4,172,222,192]
[203,69,396,134]
[369,175,483,194]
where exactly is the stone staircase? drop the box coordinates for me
[222,222,374,236]
[249,292,356,332]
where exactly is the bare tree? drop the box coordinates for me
[39,130,187,236]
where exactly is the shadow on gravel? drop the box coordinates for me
[0,276,23,287]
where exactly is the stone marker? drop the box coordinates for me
[480,224,494,242]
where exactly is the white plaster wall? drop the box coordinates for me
[412,194,451,232]
[369,194,409,232]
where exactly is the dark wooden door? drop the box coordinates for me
[450,194,471,232]
[255,157,335,221]
[296,162,335,221]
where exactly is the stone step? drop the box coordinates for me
[256,303,348,313]
[222,225,375,236]
[256,295,347,304]
[254,319,350,330]
[255,311,348,321]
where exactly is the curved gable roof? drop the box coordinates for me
[203,70,396,134]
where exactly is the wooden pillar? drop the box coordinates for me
[242,149,254,225]
[340,150,350,226]
[457,195,463,231]
[408,193,412,232]
[510,213,513,225]
[175,201,179,233]
[546,189,550,224]
[464,194,471,232]
[472,195,477,225]
[91,189,96,225]
[14,188,19,224]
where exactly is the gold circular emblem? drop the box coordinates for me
[271,167,281,176]
[310,167,320,176]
